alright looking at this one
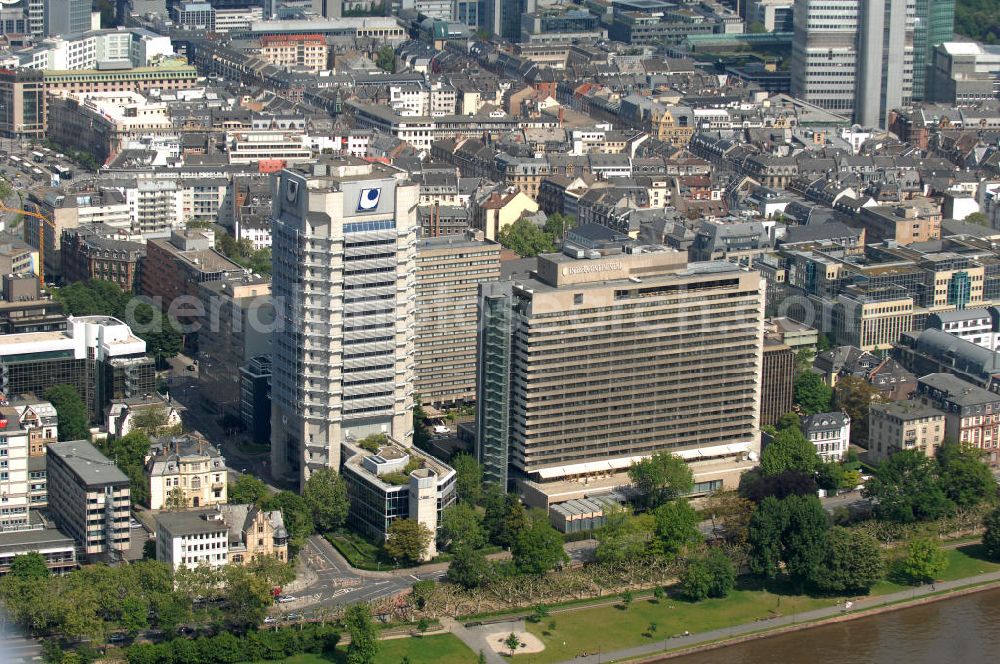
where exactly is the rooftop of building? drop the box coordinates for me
[155,509,230,537]
[918,372,1000,406]
[0,523,75,555]
[48,440,130,486]
[800,412,850,431]
[870,400,944,421]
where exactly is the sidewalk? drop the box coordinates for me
[556,570,1000,664]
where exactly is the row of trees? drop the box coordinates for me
[125,624,340,664]
[0,554,294,644]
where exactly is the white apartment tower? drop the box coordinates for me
[791,0,914,128]
[270,159,418,487]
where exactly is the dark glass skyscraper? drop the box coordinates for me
[912,0,955,101]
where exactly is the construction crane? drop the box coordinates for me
[0,203,54,287]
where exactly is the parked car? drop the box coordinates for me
[276,595,296,604]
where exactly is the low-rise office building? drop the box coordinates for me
[341,438,456,560]
[0,315,155,420]
[47,440,130,559]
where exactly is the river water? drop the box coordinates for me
[670,589,1000,664]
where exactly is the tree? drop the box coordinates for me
[221,565,273,633]
[863,450,953,523]
[982,507,1000,560]
[794,373,833,415]
[937,444,997,508]
[810,526,883,593]
[497,217,556,257]
[228,474,269,505]
[504,632,520,657]
[164,486,187,510]
[529,603,549,623]
[595,506,654,563]
[761,426,820,475]
[542,213,576,240]
[739,469,818,503]
[815,461,846,492]
[896,538,948,585]
[511,518,568,575]
[375,45,395,73]
[628,452,694,509]
[483,490,530,548]
[776,412,801,432]
[747,20,767,33]
[440,503,487,551]
[652,500,701,557]
[132,302,182,364]
[446,545,493,589]
[344,604,380,664]
[261,491,314,553]
[965,212,989,226]
[8,552,49,581]
[680,549,735,601]
[45,384,89,440]
[410,580,435,610]
[303,468,350,533]
[782,493,830,583]
[452,454,483,505]
[748,494,828,584]
[621,589,633,608]
[97,430,151,506]
[385,519,433,564]
[704,490,754,545]
[834,376,880,444]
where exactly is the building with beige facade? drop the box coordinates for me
[146,436,228,510]
[415,231,501,407]
[270,159,418,488]
[473,188,539,242]
[259,34,329,72]
[868,400,946,463]
[476,225,765,508]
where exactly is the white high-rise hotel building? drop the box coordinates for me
[269,159,418,487]
[791,0,915,128]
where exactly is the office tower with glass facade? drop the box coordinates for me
[483,0,535,42]
[476,231,766,509]
[912,0,955,101]
[269,159,418,488]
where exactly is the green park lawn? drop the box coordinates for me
[519,544,1000,663]
[264,634,477,664]
[519,585,835,663]
[871,543,1000,595]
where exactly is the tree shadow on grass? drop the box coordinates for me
[957,543,998,564]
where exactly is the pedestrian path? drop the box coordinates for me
[440,616,508,664]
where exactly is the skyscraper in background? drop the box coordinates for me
[912,0,956,101]
[44,0,92,36]
[269,159,418,487]
[482,0,535,43]
[791,0,915,128]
